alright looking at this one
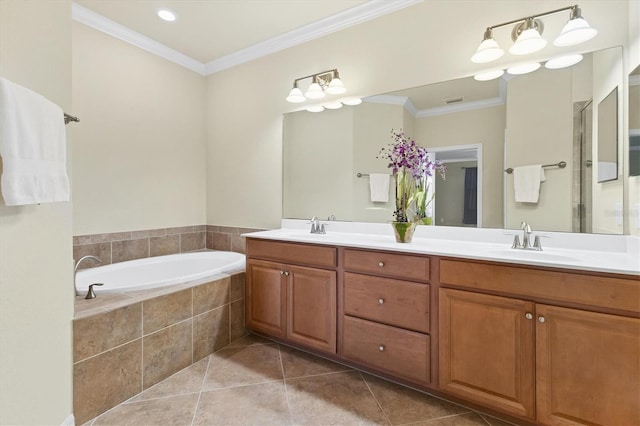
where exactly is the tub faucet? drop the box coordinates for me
[74,255,102,296]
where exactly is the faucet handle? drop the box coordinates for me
[512,235,522,249]
[521,221,532,233]
[532,236,543,251]
[85,283,104,299]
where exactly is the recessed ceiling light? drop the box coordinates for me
[157,8,177,22]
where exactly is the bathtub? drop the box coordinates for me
[75,251,246,294]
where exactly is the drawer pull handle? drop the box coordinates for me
[525,313,533,320]
[538,316,546,323]
[378,345,385,352]
[378,298,385,305]
[378,261,384,268]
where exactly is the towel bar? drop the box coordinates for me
[505,161,566,174]
[64,113,79,125]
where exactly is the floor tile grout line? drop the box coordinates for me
[479,413,495,426]
[190,354,214,426]
[276,344,295,425]
[358,371,393,426]
[283,368,356,382]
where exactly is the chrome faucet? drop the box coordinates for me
[309,216,326,234]
[74,255,103,298]
[512,222,542,251]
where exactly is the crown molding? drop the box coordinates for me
[72,0,422,76]
[204,0,422,74]
[72,3,206,75]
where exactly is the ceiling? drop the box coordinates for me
[73,0,420,74]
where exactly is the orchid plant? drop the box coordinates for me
[378,129,446,223]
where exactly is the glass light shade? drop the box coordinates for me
[324,101,343,110]
[326,78,346,95]
[553,18,597,46]
[305,82,325,99]
[507,62,541,75]
[157,9,177,21]
[342,97,362,106]
[471,38,504,63]
[474,69,505,81]
[509,28,547,55]
[545,54,583,70]
[306,105,324,112]
[286,87,305,103]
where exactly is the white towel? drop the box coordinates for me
[369,173,390,202]
[513,164,546,203]
[0,77,70,206]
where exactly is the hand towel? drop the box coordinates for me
[513,164,545,203]
[0,77,70,206]
[369,173,390,202]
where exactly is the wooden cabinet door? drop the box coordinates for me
[287,265,337,354]
[245,259,286,338]
[439,288,535,419]
[536,304,640,426]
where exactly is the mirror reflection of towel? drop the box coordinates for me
[369,173,390,202]
[514,165,545,203]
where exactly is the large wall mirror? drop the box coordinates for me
[597,87,618,182]
[283,46,625,235]
[630,65,640,177]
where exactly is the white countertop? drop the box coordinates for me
[243,220,640,276]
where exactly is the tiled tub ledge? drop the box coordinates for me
[73,271,247,425]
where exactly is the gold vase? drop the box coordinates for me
[391,221,417,243]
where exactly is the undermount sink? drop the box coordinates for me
[488,249,579,263]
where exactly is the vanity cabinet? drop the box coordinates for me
[245,239,337,354]
[341,249,431,384]
[439,259,640,425]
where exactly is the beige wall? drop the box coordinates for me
[72,22,207,235]
[0,1,74,424]
[205,0,630,229]
[414,106,505,229]
[592,47,625,234]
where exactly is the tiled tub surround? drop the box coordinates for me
[73,225,265,268]
[73,272,247,425]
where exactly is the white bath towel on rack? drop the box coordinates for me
[513,164,546,203]
[0,77,70,205]
[369,173,390,202]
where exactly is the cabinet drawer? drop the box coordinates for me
[344,249,429,282]
[342,316,430,384]
[344,272,429,332]
[440,259,640,313]
[247,238,337,268]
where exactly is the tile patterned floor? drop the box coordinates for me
[83,334,516,426]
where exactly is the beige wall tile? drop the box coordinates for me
[230,273,244,302]
[73,243,111,267]
[131,228,166,239]
[193,278,229,315]
[73,340,142,425]
[143,320,193,389]
[112,238,149,263]
[193,305,230,361]
[143,288,192,335]
[149,234,180,257]
[229,300,247,342]
[208,233,231,251]
[73,304,142,362]
[180,232,205,252]
[230,234,246,253]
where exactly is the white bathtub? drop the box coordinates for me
[75,251,246,294]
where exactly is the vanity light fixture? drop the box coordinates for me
[342,97,362,106]
[324,101,343,110]
[306,105,325,113]
[473,69,505,81]
[545,53,583,69]
[471,4,597,63]
[507,62,541,75]
[286,69,346,103]
[157,8,177,22]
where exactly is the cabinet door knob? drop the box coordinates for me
[378,261,384,268]
[284,271,290,276]
[538,316,546,323]
[525,312,533,320]
[378,298,385,305]
[280,271,284,275]
[378,345,385,352]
